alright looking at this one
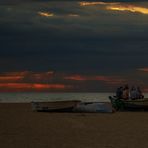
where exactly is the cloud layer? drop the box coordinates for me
[0,1,148,91]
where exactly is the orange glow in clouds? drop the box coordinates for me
[0,71,63,91]
[0,71,54,82]
[80,2,148,15]
[0,83,67,92]
[79,2,118,6]
[38,11,54,17]
[0,76,23,82]
[0,71,126,91]
[137,68,148,72]
[64,75,88,81]
[107,5,148,14]
[0,71,28,82]
[64,74,126,85]
[68,14,79,17]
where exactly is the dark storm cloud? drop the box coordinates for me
[0,0,147,5]
[0,0,145,2]
[0,1,148,74]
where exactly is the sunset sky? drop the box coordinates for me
[0,0,148,92]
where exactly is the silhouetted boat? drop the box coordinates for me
[109,96,148,111]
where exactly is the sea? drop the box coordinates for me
[0,92,115,103]
[0,92,148,103]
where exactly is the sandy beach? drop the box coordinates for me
[1,103,148,148]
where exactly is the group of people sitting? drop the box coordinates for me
[116,84,144,100]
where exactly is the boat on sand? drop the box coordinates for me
[31,100,113,113]
[31,100,80,112]
[109,96,148,111]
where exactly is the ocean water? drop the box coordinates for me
[0,92,115,103]
[1,92,148,103]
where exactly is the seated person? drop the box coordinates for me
[130,86,137,100]
[116,87,123,99]
[122,87,129,100]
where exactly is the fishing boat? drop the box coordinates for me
[109,96,148,111]
[31,100,113,113]
[31,100,80,112]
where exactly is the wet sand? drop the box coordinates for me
[1,103,148,148]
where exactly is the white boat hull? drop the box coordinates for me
[73,102,113,113]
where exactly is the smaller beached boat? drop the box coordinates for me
[109,96,148,111]
[31,100,80,112]
[31,100,113,113]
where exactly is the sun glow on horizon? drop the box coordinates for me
[0,71,138,92]
[0,83,68,92]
